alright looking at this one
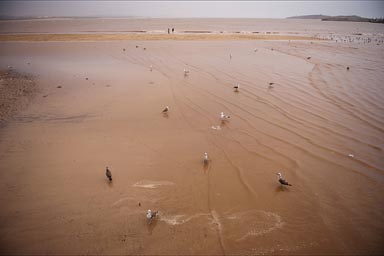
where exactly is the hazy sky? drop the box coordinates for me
[1,1,383,18]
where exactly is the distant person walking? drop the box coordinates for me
[167,28,170,34]
[172,28,175,33]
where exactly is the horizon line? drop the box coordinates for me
[1,14,383,20]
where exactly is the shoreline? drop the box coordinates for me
[0,33,321,42]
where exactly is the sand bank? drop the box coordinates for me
[0,18,383,255]
[0,33,319,42]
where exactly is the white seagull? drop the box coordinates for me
[146,209,158,224]
[220,112,230,121]
[275,172,292,186]
[234,83,240,92]
[184,68,190,76]
[150,65,153,71]
[203,152,209,165]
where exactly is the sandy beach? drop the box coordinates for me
[0,18,383,255]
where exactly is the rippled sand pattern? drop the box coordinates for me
[0,18,383,255]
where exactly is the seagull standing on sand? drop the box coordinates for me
[184,68,190,76]
[150,65,153,71]
[275,172,292,186]
[203,152,210,165]
[234,83,240,92]
[146,209,158,224]
[162,106,169,113]
[106,166,112,182]
[220,112,230,121]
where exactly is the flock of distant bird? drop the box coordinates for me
[317,34,384,45]
[106,54,294,224]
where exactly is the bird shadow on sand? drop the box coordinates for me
[275,185,291,193]
[107,181,114,188]
[146,218,159,235]
[162,113,169,118]
[203,162,210,173]
[220,120,229,126]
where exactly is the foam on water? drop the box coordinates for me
[132,180,174,189]
[111,196,132,206]
[223,210,284,242]
[111,196,156,207]
[237,213,284,241]
[160,213,211,225]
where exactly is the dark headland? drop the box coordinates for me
[287,15,384,23]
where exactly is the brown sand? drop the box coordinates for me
[0,19,383,255]
[0,33,318,42]
[0,69,38,123]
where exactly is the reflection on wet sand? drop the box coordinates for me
[0,18,383,255]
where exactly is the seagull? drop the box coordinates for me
[162,106,169,113]
[106,166,112,182]
[234,83,240,92]
[275,172,292,186]
[146,209,158,224]
[268,82,274,89]
[220,112,230,121]
[203,152,209,165]
[150,65,153,71]
[184,68,190,76]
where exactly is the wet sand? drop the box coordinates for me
[0,33,318,42]
[0,69,38,123]
[0,18,383,255]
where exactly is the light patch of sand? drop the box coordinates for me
[0,33,320,42]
